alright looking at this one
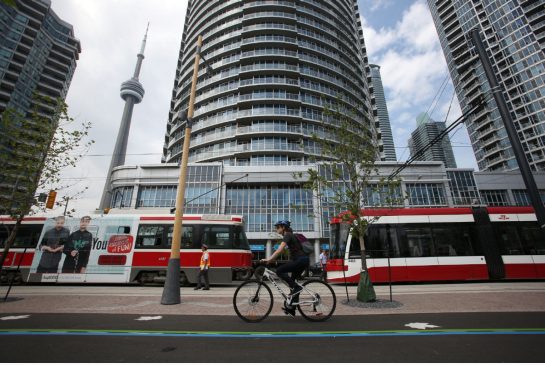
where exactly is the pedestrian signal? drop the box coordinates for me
[45,190,57,209]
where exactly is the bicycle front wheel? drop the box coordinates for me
[297,279,336,322]
[233,279,274,323]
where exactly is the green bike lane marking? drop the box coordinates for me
[1,328,545,338]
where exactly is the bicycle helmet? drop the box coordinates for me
[274,220,291,228]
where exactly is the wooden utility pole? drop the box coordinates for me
[161,35,203,305]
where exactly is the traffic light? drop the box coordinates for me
[38,193,48,203]
[45,190,57,209]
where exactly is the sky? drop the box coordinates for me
[47,0,478,216]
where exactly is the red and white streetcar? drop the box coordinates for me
[326,207,545,284]
[0,214,253,285]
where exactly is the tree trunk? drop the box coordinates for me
[357,235,376,302]
[0,216,22,271]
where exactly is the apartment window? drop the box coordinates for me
[111,187,133,209]
[137,186,177,208]
[512,189,545,206]
[480,190,510,206]
[406,183,447,207]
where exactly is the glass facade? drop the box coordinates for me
[369,64,396,162]
[480,190,510,206]
[0,1,80,207]
[406,183,447,207]
[447,170,481,206]
[408,113,457,168]
[225,185,314,233]
[135,165,220,214]
[162,0,377,168]
[512,189,545,206]
[111,186,133,209]
[427,0,545,172]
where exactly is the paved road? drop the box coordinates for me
[0,312,544,362]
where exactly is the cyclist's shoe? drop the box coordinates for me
[290,285,303,295]
[282,305,296,317]
[287,285,303,305]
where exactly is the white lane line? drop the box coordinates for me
[135,316,163,321]
[405,322,440,330]
[0,315,30,321]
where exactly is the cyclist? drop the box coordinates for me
[261,220,309,317]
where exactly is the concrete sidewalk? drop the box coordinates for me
[1,282,544,316]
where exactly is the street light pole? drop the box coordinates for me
[161,35,203,305]
[470,29,545,237]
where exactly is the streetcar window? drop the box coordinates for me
[329,223,349,259]
[431,225,475,256]
[136,225,164,247]
[105,226,131,235]
[202,225,232,249]
[364,225,403,258]
[494,224,524,255]
[518,223,545,255]
[0,224,43,248]
[349,235,361,258]
[166,225,194,249]
[399,226,434,257]
[233,225,250,250]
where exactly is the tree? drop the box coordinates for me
[0,96,94,270]
[299,100,402,302]
[0,0,16,7]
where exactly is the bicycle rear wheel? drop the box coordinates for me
[297,279,336,322]
[233,279,274,323]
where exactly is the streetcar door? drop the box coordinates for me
[472,207,505,279]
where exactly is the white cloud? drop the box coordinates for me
[361,0,395,12]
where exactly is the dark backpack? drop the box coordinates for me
[294,233,314,255]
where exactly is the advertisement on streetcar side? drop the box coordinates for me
[27,215,137,283]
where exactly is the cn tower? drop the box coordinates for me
[99,24,148,210]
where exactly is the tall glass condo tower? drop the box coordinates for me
[162,0,378,166]
[428,0,545,172]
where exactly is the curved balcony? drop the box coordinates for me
[244,0,296,10]
[239,76,300,88]
[239,63,299,74]
[243,11,297,22]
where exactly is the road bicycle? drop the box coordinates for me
[233,264,336,323]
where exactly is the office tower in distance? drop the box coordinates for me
[408,112,457,168]
[0,0,80,207]
[427,0,545,172]
[370,64,396,161]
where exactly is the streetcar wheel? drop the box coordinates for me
[297,279,336,322]
[233,279,273,323]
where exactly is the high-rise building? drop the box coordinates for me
[99,25,149,210]
[161,0,377,166]
[408,112,457,168]
[0,0,80,207]
[370,64,396,161]
[0,0,80,115]
[427,0,545,172]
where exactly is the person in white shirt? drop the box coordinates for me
[195,244,210,290]
[319,249,328,281]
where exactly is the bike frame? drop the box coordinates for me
[257,267,316,307]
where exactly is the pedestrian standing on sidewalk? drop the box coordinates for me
[319,249,328,282]
[195,244,210,290]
